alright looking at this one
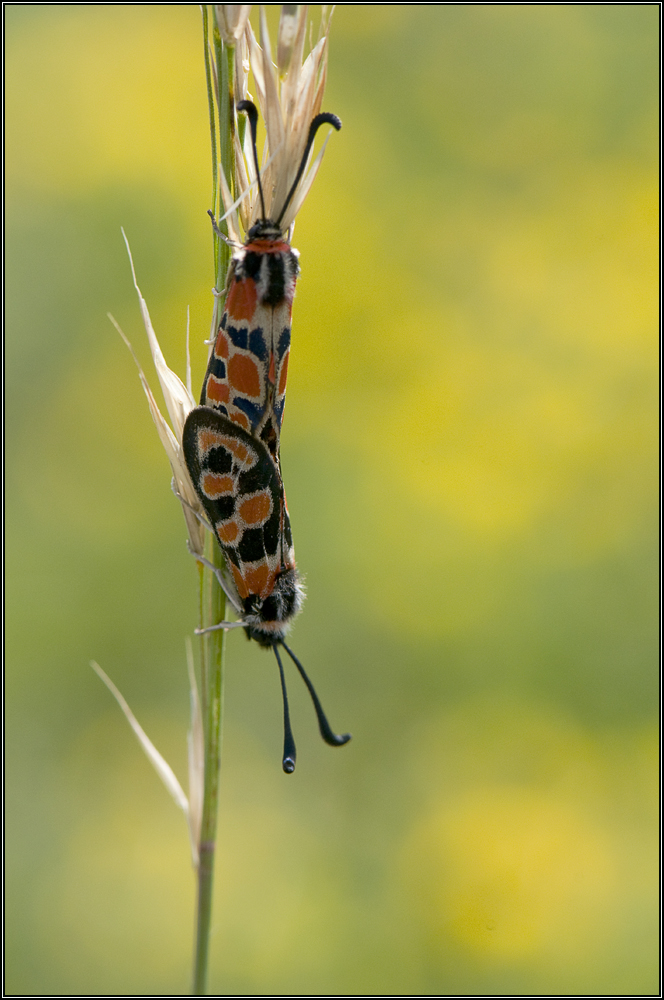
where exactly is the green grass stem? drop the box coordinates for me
[192,11,236,996]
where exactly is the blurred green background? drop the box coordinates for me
[6,5,658,995]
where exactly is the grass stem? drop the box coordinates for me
[192,11,235,995]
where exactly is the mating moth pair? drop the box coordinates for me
[182,102,350,772]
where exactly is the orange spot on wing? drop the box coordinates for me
[228,354,261,397]
[214,329,230,359]
[199,429,225,453]
[206,375,230,404]
[217,434,249,460]
[202,474,234,498]
[226,279,257,321]
[278,350,289,395]
[217,521,239,544]
[239,491,271,525]
[231,564,249,599]
[229,412,250,430]
[245,564,269,596]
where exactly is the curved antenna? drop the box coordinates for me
[273,645,296,773]
[275,112,342,228]
[280,641,351,748]
[237,100,267,223]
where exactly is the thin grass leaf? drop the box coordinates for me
[91,661,189,817]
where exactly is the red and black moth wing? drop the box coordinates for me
[201,237,299,464]
[182,405,303,645]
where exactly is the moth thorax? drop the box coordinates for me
[244,567,304,646]
[238,246,299,307]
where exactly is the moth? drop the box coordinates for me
[183,101,348,773]
[183,406,350,772]
[200,100,341,464]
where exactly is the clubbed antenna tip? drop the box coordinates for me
[281,641,351,748]
[276,112,343,228]
[273,645,297,773]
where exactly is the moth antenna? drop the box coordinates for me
[273,644,297,773]
[237,100,267,223]
[280,641,351,748]
[276,112,342,228]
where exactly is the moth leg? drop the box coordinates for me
[207,209,239,248]
[185,543,243,615]
[195,620,247,635]
[171,479,213,531]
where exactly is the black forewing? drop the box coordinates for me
[182,406,283,561]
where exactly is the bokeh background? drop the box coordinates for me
[6,5,658,995]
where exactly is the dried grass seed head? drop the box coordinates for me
[223,5,340,238]
[214,5,252,45]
